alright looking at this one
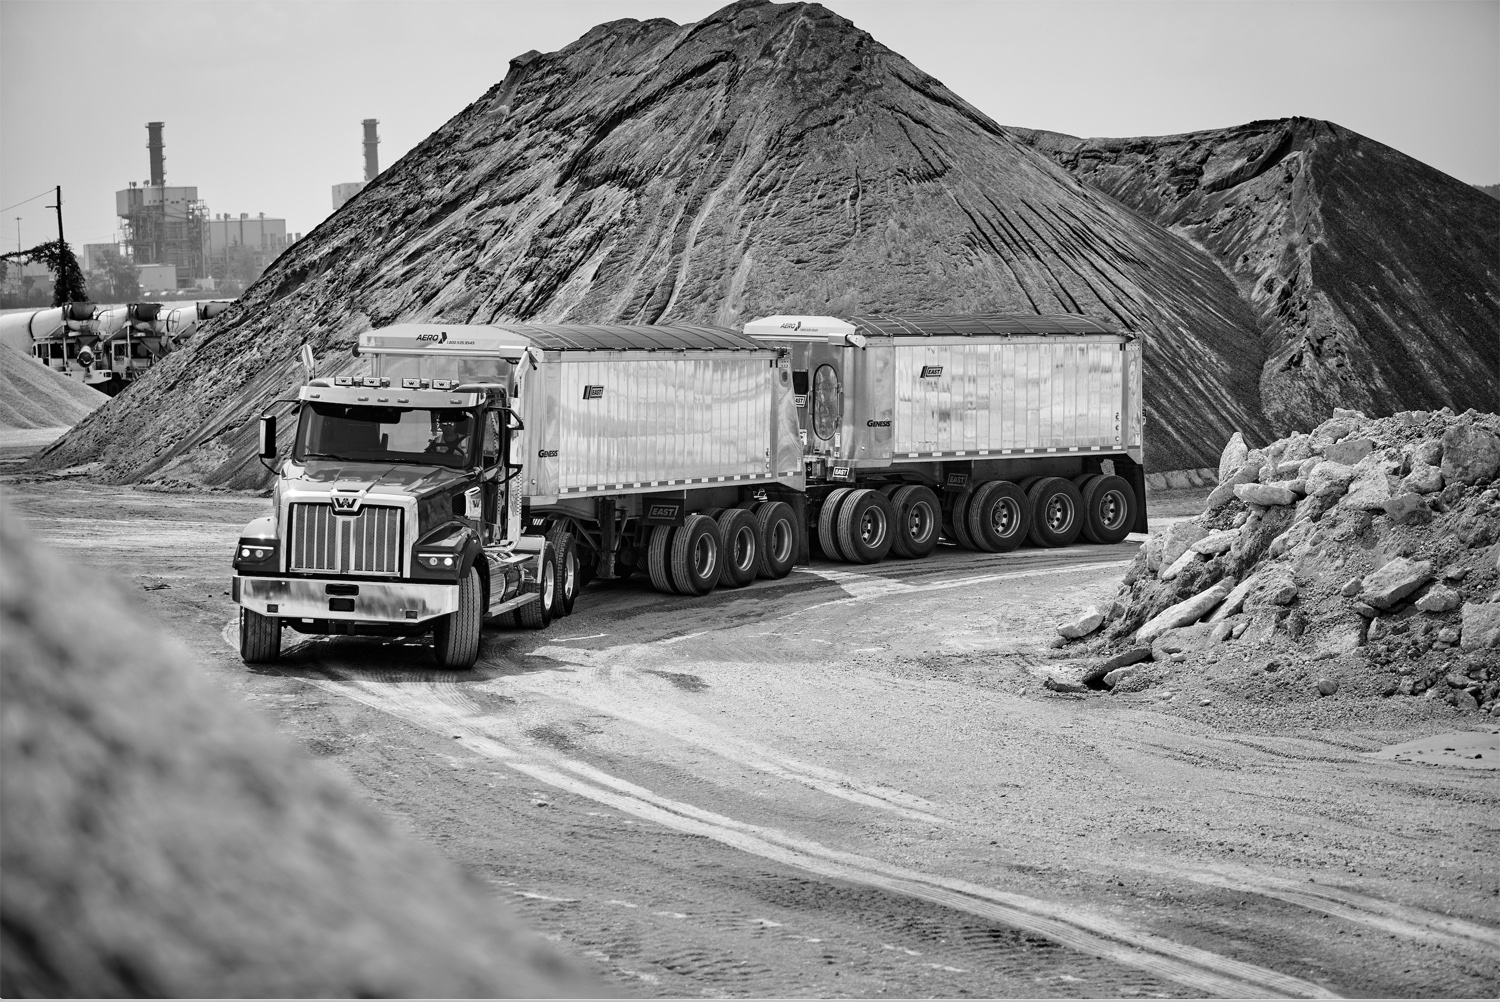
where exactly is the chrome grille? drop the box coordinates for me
[288,503,402,576]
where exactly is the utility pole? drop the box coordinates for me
[46,186,69,369]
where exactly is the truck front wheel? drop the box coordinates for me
[433,566,483,668]
[239,608,281,664]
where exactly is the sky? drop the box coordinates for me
[2,0,1496,256]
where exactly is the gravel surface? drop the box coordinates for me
[5,476,1498,998]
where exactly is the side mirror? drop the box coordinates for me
[259,415,276,459]
[300,344,316,377]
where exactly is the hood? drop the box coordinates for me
[290,460,470,498]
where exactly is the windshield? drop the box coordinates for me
[294,402,477,469]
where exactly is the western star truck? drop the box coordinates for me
[232,322,806,669]
[741,314,1148,563]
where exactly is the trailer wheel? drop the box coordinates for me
[1017,476,1042,495]
[967,480,1029,552]
[1026,477,1084,548]
[816,487,855,561]
[1079,475,1137,544]
[753,501,797,579]
[433,566,483,667]
[949,486,979,550]
[889,485,940,559]
[239,608,281,664]
[517,545,557,629]
[648,525,678,594]
[547,529,579,615]
[670,513,723,595]
[715,508,760,588]
[836,488,895,563]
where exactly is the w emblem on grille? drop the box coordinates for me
[331,495,362,514]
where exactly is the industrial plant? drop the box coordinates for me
[331,119,381,210]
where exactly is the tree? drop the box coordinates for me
[86,246,141,302]
[0,239,88,305]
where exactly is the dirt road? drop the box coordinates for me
[7,478,1498,998]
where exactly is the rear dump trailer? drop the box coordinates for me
[742,314,1148,563]
[232,323,806,668]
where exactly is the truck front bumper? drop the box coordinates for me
[232,574,459,624]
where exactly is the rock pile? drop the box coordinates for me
[1057,408,1500,714]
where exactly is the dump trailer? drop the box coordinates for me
[742,314,1148,563]
[232,323,805,669]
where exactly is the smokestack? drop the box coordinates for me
[146,121,166,186]
[362,119,380,182]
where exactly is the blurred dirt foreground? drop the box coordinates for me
[0,501,593,998]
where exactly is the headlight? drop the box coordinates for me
[233,539,278,573]
[418,553,457,568]
[240,545,273,560]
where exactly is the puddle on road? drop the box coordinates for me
[1368,728,1500,770]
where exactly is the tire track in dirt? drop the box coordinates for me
[219,621,1336,999]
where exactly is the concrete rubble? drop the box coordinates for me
[1058,407,1500,715]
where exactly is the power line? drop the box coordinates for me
[0,188,56,215]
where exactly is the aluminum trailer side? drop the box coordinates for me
[744,313,1147,564]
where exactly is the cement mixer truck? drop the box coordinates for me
[232,323,806,669]
[94,300,232,392]
[1,304,114,390]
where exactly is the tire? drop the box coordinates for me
[754,501,797,580]
[878,483,904,498]
[1070,473,1093,490]
[433,565,483,667]
[949,486,979,550]
[967,480,1030,552]
[669,513,722,595]
[1026,477,1085,548]
[239,607,281,663]
[1080,474,1138,544]
[647,524,677,594]
[1017,476,1042,495]
[889,485,940,559]
[547,529,579,615]
[517,544,557,629]
[836,488,895,563]
[715,508,760,588]
[817,487,855,561]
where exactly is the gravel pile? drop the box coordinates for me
[1054,407,1500,714]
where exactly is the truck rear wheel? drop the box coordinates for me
[517,545,557,629]
[670,513,722,595]
[1079,474,1137,544]
[547,529,579,614]
[715,508,760,588]
[816,487,855,561]
[967,480,1029,552]
[949,486,979,550]
[433,566,482,668]
[836,488,894,563]
[239,608,281,664]
[890,485,940,559]
[753,501,797,579]
[648,525,677,594]
[1026,477,1084,548]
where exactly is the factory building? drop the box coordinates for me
[115,122,208,289]
[331,119,380,210]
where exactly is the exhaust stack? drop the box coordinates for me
[146,121,165,186]
[362,119,379,181]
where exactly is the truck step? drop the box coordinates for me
[487,592,540,616]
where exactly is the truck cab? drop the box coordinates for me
[232,362,558,669]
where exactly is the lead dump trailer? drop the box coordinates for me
[232,323,805,669]
[743,314,1147,564]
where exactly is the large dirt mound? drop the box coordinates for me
[1013,119,1500,432]
[1054,408,1500,716]
[35,0,1284,487]
[0,501,591,997]
[0,344,106,431]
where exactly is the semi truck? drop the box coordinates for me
[2,304,114,390]
[232,322,806,668]
[741,314,1147,564]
